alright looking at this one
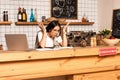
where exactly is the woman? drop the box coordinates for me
[35,20,70,48]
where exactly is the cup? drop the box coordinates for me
[42,16,46,22]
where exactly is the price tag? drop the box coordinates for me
[99,47,117,56]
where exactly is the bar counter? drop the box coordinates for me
[0,46,120,80]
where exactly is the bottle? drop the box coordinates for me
[3,11,8,21]
[22,8,27,22]
[90,35,97,47]
[5,11,8,21]
[30,8,34,22]
[0,44,3,50]
[17,7,22,22]
[34,8,37,22]
[82,13,86,22]
[0,16,1,21]
[90,37,94,47]
[3,11,6,21]
[93,35,97,46]
[86,16,89,22]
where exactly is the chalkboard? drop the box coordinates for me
[51,0,78,19]
[112,9,120,38]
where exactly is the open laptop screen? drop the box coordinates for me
[5,34,28,51]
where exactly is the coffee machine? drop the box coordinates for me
[67,31,96,47]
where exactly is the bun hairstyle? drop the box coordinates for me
[46,20,61,34]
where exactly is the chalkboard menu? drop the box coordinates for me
[112,9,120,38]
[51,0,78,19]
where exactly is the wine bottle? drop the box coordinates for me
[17,7,22,22]
[22,8,27,22]
[34,8,37,22]
[30,8,34,22]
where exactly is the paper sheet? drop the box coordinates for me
[35,47,73,51]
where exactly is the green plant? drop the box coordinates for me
[99,29,111,38]
[99,29,111,35]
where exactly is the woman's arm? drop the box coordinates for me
[61,22,70,47]
[38,22,47,48]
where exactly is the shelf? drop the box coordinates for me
[0,21,12,25]
[15,22,38,25]
[43,22,94,25]
[15,22,94,25]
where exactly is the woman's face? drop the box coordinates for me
[49,26,60,38]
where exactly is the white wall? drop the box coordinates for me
[113,0,120,9]
[98,0,113,31]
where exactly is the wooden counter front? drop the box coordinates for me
[0,46,120,80]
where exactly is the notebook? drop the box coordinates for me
[5,34,29,51]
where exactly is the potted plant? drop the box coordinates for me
[99,29,120,46]
[99,29,112,39]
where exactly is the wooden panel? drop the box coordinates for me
[27,76,66,80]
[0,48,74,62]
[73,70,120,80]
[1,54,120,79]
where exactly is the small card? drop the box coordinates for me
[99,47,117,56]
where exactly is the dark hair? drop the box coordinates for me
[46,20,61,33]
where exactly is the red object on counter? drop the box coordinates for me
[99,47,117,56]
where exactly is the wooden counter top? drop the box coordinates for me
[0,46,120,80]
[0,46,120,62]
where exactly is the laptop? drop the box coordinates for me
[5,34,29,51]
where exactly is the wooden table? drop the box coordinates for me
[0,46,120,80]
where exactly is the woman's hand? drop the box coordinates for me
[62,22,70,34]
[37,22,47,48]
[61,22,70,47]
[38,22,46,33]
